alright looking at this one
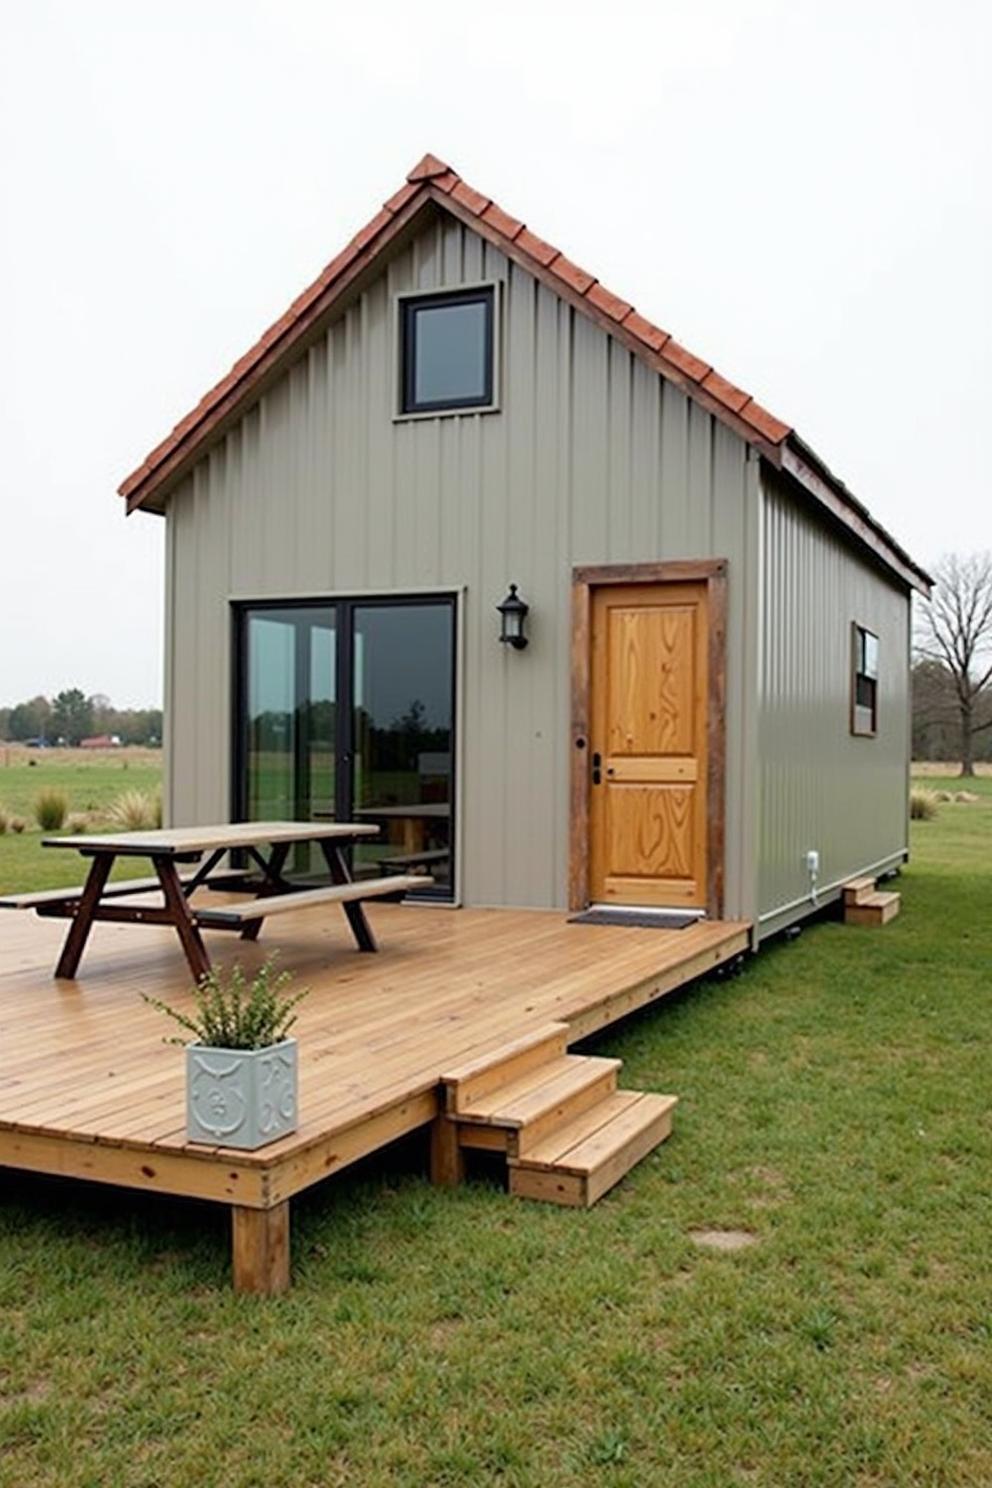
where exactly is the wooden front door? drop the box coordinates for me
[588,582,709,907]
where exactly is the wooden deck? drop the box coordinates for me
[0,899,750,1291]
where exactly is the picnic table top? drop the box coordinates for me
[42,820,381,857]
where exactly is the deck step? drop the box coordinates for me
[440,1022,570,1114]
[842,876,877,907]
[442,1027,678,1206]
[456,1054,621,1156]
[845,889,901,927]
[508,1091,678,1207]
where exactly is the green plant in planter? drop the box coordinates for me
[143,955,308,1050]
[145,957,308,1149]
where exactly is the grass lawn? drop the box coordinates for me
[0,749,434,895]
[0,777,989,1485]
[0,747,161,896]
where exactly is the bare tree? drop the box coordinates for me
[916,552,992,776]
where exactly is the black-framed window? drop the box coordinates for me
[400,287,495,414]
[233,595,456,900]
[851,623,879,737]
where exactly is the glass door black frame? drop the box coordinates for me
[231,593,458,902]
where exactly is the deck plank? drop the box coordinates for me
[0,904,749,1197]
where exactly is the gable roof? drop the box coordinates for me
[119,152,930,595]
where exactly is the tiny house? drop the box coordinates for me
[121,153,931,944]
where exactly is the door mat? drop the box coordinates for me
[568,909,699,930]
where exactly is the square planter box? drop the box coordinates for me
[186,1038,297,1150]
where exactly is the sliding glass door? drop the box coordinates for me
[243,607,336,824]
[240,607,335,876]
[350,603,454,892]
[235,596,455,898]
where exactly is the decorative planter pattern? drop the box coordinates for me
[186,1038,297,1150]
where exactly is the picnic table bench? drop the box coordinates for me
[0,822,431,983]
[376,847,449,874]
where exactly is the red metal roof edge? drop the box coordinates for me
[781,437,932,593]
[119,150,794,507]
[119,152,930,593]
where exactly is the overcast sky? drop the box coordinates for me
[1,0,989,707]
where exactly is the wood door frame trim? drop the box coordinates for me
[569,559,728,918]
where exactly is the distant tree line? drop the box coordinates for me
[0,690,162,747]
[915,553,992,775]
[913,660,992,764]
[250,699,449,771]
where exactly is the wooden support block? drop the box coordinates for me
[845,890,900,927]
[842,876,876,906]
[428,1116,465,1187]
[231,1202,290,1295]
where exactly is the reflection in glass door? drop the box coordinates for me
[351,603,453,894]
[242,606,336,873]
[236,596,455,898]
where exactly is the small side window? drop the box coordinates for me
[400,287,495,415]
[851,624,879,736]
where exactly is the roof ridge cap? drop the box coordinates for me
[407,152,453,182]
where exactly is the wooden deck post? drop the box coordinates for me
[231,1203,290,1295]
[429,1115,465,1187]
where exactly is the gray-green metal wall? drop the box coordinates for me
[756,468,911,938]
[159,202,913,931]
[162,206,760,918]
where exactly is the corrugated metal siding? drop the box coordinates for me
[164,208,759,914]
[757,468,910,935]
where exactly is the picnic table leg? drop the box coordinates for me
[153,855,212,984]
[231,1203,290,1295]
[239,843,292,942]
[319,840,378,953]
[54,853,114,980]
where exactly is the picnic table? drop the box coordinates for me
[0,822,431,983]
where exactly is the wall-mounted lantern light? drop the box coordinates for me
[497,584,529,650]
